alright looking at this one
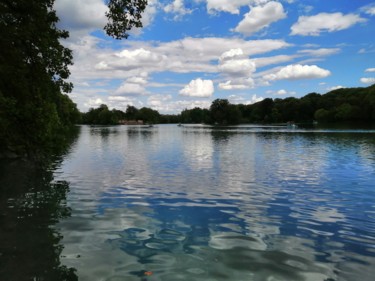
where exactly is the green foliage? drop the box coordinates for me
[0,0,80,158]
[137,107,161,123]
[202,85,375,125]
[240,85,375,124]
[180,107,210,124]
[159,114,181,124]
[105,0,148,39]
[314,108,332,122]
[125,105,139,120]
[81,104,161,125]
[209,99,241,125]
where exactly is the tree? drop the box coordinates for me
[0,0,75,156]
[0,0,149,157]
[105,0,148,39]
[125,105,139,120]
[210,99,240,125]
[210,99,230,124]
[137,107,160,123]
[314,108,332,122]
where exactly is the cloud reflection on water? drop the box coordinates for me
[55,125,375,281]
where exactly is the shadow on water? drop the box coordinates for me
[0,127,80,281]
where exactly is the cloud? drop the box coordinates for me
[202,0,256,14]
[365,68,375,73]
[360,77,375,84]
[164,0,192,19]
[114,82,146,96]
[147,94,173,107]
[263,64,331,81]
[218,48,256,89]
[219,59,256,74]
[234,1,286,36]
[110,48,167,71]
[276,89,287,95]
[218,48,256,75]
[298,48,341,57]
[218,78,255,90]
[219,48,244,60]
[361,3,375,16]
[326,85,344,91]
[63,35,291,100]
[117,48,160,61]
[54,0,107,32]
[253,55,297,68]
[291,12,366,36]
[179,78,214,97]
[114,74,149,96]
[228,94,263,105]
[145,94,212,114]
[266,89,296,95]
[199,0,287,15]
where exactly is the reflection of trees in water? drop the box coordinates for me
[0,134,79,280]
[90,126,119,137]
[126,127,156,140]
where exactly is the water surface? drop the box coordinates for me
[2,124,375,280]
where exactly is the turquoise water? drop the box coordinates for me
[1,124,375,280]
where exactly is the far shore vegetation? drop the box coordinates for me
[82,84,375,126]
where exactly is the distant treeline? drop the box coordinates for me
[81,104,180,125]
[82,84,375,125]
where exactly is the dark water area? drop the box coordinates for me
[0,130,80,281]
[1,124,375,280]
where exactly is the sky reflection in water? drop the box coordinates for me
[54,125,375,281]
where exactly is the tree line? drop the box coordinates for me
[81,84,375,126]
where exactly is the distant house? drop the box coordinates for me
[118,120,144,125]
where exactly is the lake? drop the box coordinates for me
[1,124,375,281]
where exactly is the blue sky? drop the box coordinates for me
[54,0,375,113]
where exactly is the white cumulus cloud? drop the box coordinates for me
[179,78,214,97]
[164,0,192,19]
[219,59,256,74]
[365,68,375,72]
[218,48,256,89]
[114,74,149,96]
[114,83,146,96]
[291,12,366,36]
[54,0,107,32]
[264,64,331,81]
[360,77,375,84]
[234,1,286,36]
[219,48,245,60]
[202,0,254,14]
